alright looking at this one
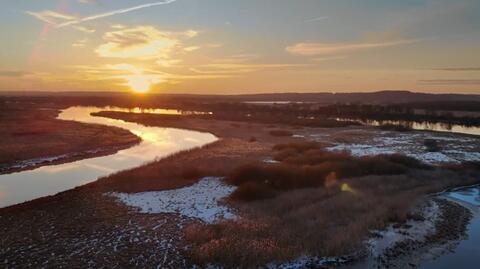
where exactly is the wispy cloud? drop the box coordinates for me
[57,0,178,28]
[305,16,329,23]
[433,67,480,71]
[27,1,178,28]
[73,25,96,33]
[0,70,32,77]
[190,63,312,75]
[78,0,97,4]
[286,39,419,56]
[26,10,75,25]
[419,79,480,85]
[312,55,348,62]
[72,39,88,48]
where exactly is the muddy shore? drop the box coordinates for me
[372,198,472,269]
[0,141,141,175]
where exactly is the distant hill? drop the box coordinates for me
[215,91,480,104]
[1,90,480,105]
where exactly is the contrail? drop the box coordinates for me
[56,0,178,28]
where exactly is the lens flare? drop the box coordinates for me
[341,183,356,194]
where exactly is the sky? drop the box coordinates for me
[0,0,479,94]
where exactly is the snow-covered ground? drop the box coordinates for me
[110,177,237,224]
[307,129,480,164]
[2,147,114,172]
[367,201,440,258]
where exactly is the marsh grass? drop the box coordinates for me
[0,108,139,167]
[269,130,293,137]
[379,124,413,132]
[184,142,480,268]
[227,142,431,201]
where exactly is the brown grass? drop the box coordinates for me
[87,138,270,193]
[379,124,413,132]
[0,108,140,171]
[183,142,480,268]
[269,130,293,137]
[185,168,480,267]
[226,143,431,201]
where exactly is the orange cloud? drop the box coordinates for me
[95,26,197,60]
[286,39,419,56]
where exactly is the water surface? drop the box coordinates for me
[0,106,217,208]
[418,186,480,269]
[337,118,480,136]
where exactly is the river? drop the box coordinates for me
[418,186,480,269]
[0,106,217,208]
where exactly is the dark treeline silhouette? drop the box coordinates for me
[1,94,479,127]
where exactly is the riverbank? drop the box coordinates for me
[0,108,140,174]
[360,198,472,268]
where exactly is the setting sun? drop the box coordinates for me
[109,64,164,93]
[127,76,151,93]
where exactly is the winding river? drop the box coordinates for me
[0,106,217,208]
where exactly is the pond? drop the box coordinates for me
[0,106,217,208]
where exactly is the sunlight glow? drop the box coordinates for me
[109,64,164,93]
[126,76,152,93]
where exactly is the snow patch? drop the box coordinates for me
[267,255,352,269]
[367,201,440,257]
[110,177,237,224]
[320,130,480,164]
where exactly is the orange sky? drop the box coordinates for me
[0,0,479,94]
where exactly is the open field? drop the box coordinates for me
[0,107,140,174]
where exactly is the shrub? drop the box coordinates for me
[424,139,441,152]
[226,142,431,201]
[383,154,431,170]
[273,141,321,152]
[269,130,293,137]
[379,124,412,132]
[230,182,277,201]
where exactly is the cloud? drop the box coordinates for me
[27,1,178,28]
[312,55,348,62]
[190,63,311,75]
[184,46,201,52]
[433,67,480,71]
[418,79,480,85]
[305,16,329,23]
[72,39,88,48]
[0,71,32,77]
[78,0,97,4]
[111,24,126,29]
[73,25,96,33]
[57,0,178,28]
[95,26,196,60]
[286,39,419,56]
[26,10,75,25]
